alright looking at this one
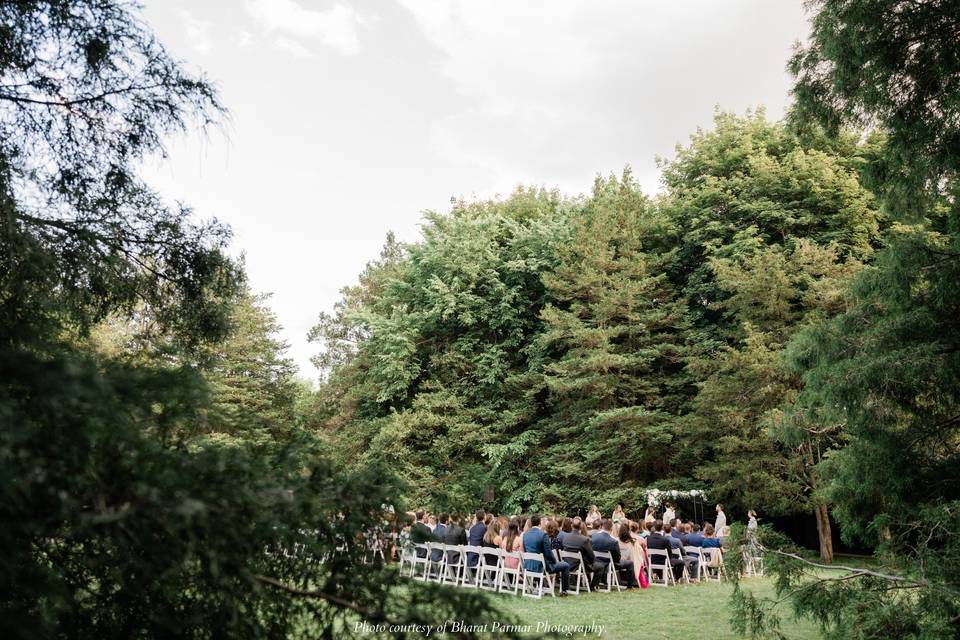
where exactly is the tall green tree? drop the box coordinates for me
[658,111,883,559]
[732,1,960,637]
[0,2,513,637]
[533,171,693,510]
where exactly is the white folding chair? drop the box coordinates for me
[683,546,706,581]
[397,543,417,578]
[460,545,483,588]
[443,544,465,586]
[498,549,523,595]
[560,550,591,594]
[673,546,692,584]
[647,548,676,586]
[477,547,502,591]
[593,551,623,592]
[520,552,555,598]
[704,547,726,582]
[411,543,431,580]
[426,543,447,583]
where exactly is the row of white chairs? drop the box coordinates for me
[399,542,726,596]
[646,546,725,586]
[399,543,626,598]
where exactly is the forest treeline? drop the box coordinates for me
[310,110,885,560]
[1,0,957,638]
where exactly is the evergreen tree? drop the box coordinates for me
[534,171,693,510]
[732,1,960,637]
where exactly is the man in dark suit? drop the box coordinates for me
[522,513,570,595]
[410,510,436,557]
[430,513,449,563]
[562,521,604,589]
[590,519,639,588]
[647,520,687,580]
[443,513,468,567]
[670,518,683,539]
[466,510,487,567]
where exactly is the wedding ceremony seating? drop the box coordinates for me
[389,506,753,599]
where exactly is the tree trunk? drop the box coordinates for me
[814,503,834,562]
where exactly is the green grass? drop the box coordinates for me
[493,576,821,640]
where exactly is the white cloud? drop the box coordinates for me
[246,0,364,56]
[396,0,808,195]
[179,9,214,55]
[273,36,314,58]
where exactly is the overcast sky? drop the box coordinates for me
[140,0,810,377]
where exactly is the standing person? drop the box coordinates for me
[522,514,571,596]
[612,504,626,523]
[747,509,758,531]
[662,503,676,524]
[467,510,487,568]
[714,504,727,534]
[586,505,601,527]
[643,507,656,524]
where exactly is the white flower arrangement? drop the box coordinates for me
[645,488,706,508]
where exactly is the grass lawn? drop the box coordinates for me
[493,576,821,639]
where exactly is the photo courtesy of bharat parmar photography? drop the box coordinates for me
[2,0,958,638]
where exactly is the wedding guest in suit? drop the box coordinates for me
[411,510,436,557]
[467,510,487,567]
[430,513,449,562]
[522,514,571,595]
[443,513,468,566]
[647,520,685,580]
[563,521,604,587]
[591,518,639,588]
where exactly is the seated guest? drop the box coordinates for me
[411,510,437,557]
[443,513,468,565]
[556,517,572,547]
[546,519,565,552]
[646,519,685,580]
[500,519,523,568]
[563,521,604,587]
[467,510,487,567]
[670,518,682,539]
[682,523,705,547]
[572,516,583,531]
[522,514,571,596]
[481,520,501,565]
[702,523,723,548]
[591,518,639,588]
[430,513,449,562]
[618,526,643,585]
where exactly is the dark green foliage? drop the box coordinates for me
[534,171,694,509]
[0,0,241,348]
[0,348,510,639]
[729,0,960,637]
[0,2,517,637]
